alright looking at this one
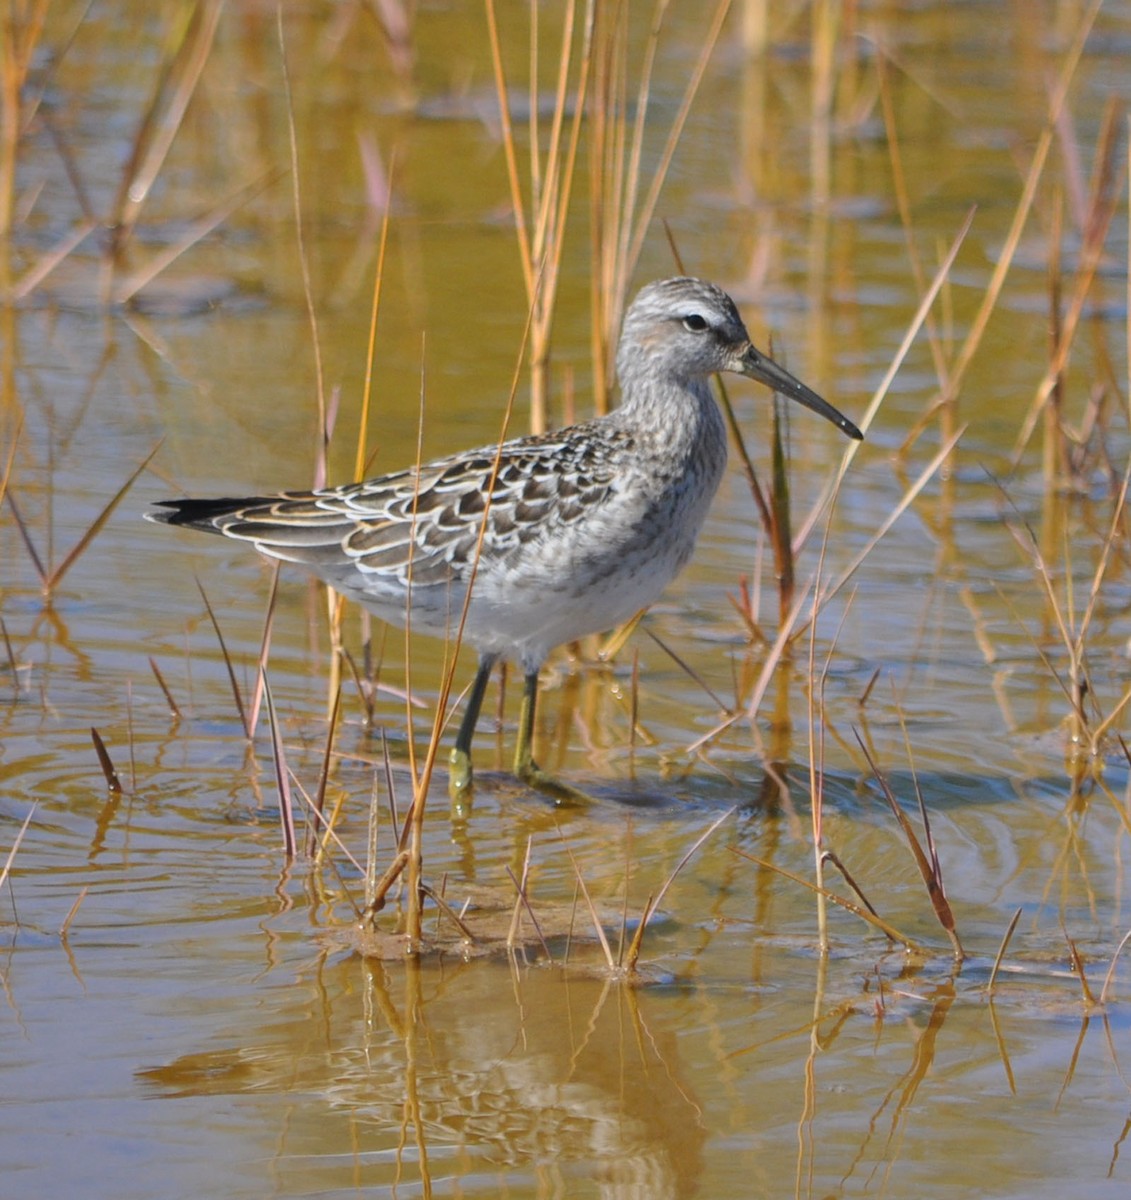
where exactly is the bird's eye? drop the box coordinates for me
[682,313,709,333]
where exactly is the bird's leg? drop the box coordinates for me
[513,667,595,806]
[448,654,497,809]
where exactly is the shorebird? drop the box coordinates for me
[149,277,862,805]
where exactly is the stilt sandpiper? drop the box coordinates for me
[148,277,862,804]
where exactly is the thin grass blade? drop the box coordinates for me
[44,441,162,593]
[626,807,734,968]
[0,803,38,893]
[262,669,297,860]
[147,655,182,719]
[90,727,122,793]
[4,488,47,585]
[196,578,249,738]
[987,907,1023,993]
[730,846,922,952]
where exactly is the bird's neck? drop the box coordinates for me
[611,371,728,477]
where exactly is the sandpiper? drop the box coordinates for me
[149,277,862,804]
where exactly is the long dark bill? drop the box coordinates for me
[739,344,863,441]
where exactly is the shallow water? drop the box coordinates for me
[3,3,1131,1197]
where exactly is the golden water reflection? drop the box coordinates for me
[3,2,1131,1198]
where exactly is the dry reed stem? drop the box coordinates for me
[641,627,729,712]
[727,575,767,645]
[505,836,532,948]
[877,51,950,391]
[597,607,645,660]
[10,220,95,300]
[929,0,1101,424]
[622,0,732,305]
[40,99,98,225]
[806,558,856,952]
[485,0,592,430]
[484,0,534,296]
[48,441,160,589]
[857,666,881,709]
[729,846,922,953]
[819,850,881,922]
[561,837,615,969]
[768,402,794,620]
[104,0,222,292]
[112,170,281,306]
[361,767,382,908]
[997,462,1131,752]
[810,426,965,621]
[0,410,21,509]
[125,681,138,793]
[740,576,817,724]
[679,573,816,758]
[986,907,1023,994]
[267,51,397,867]
[1098,926,1131,1005]
[624,806,733,970]
[1012,96,1124,463]
[339,649,375,725]
[90,727,122,793]
[262,670,297,859]
[0,802,37,894]
[277,7,328,447]
[711,211,971,711]
[6,441,161,595]
[855,729,963,961]
[1,618,21,698]
[419,882,478,942]
[0,0,51,239]
[287,771,364,876]
[893,703,963,959]
[59,885,89,938]
[355,164,395,481]
[1063,927,1098,1006]
[715,374,774,559]
[400,294,539,944]
[1045,191,1068,490]
[196,579,249,738]
[306,684,342,858]
[810,205,973,527]
[588,0,731,409]
[506,843,552,958]
[400,352,429,792]
[320,188,394,727]
[586,1,627,409]
[147,656,181,719]
[245,561,281,741]
[363,851,410,925]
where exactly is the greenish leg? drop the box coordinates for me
[448,654,497,807]
[513,667,596,806]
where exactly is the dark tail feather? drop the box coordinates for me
[145,497,266,532]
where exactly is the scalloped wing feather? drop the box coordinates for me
[153,426,631,588]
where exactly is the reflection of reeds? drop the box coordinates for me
[0,0,273,305]
[484,0,588,432]
[586,0,732,411]
[6,442,161,598]
[485,0,731,427]
[1000,468,1131,762]
[727,0,1121,958]
[0,0,49,246]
